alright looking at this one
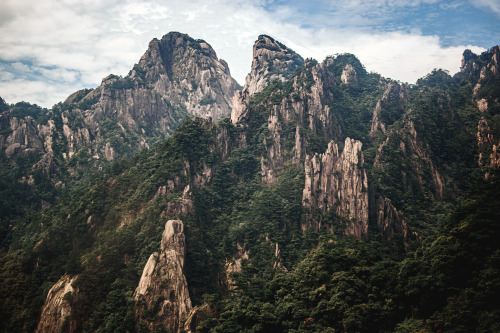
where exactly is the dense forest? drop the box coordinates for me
[0,33,499,332]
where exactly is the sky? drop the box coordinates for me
[0,0,498,108]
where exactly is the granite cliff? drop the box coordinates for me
[1,34,499,333]
[0,32,239,183]
[134,220,191,332]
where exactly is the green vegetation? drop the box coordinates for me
[1,46,499,333]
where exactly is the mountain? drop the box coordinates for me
[0,32,239,226]
[0,34,499,332]
[0,32,238,165]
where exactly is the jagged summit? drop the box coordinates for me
[131,32,220,79]
[458,45,500,78]
[0,31,240,171]
[245,34,304,95]
[231,35,304,123]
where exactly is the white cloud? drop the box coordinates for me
[0,0,491,107]
[0,78,79,106]
[471,0,500,16]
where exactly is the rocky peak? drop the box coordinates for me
[125,31,239,120]
[132,32,218,80]
[460,49,479,73]
[459,46,500,79]
[134,219,192,332]
[7,32,240,170]
[231,35,304,124]
[244,35,304,96]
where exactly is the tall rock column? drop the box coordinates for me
[134,219,192,332]
[302,138,369,238]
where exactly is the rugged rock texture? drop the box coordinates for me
[36,275,77,333]
[375,196,412,244]
[0,32,240,181]
[341,64,358,85]
[134,219,192,332]
[254,58,342,183]
[243,35,304,97]
[231,35,304,124]
[463,46,500,176]
[183,303,216,333]
[302,138,369,238]
[224,243,249,290]
[129,32,239,120]
[61,32,239,161]
[370,82,409,136]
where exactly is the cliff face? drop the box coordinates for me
[58,32,239,162]
[134,219,192,332]
[302,138,369,237]
[36,275,77,333]
[239,58,342,184]
[462,46,500,176]
[0,32,239,183]
[370,82,409,136]
[244,35,304,97]
[231,35,304,124]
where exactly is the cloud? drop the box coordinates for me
[0,0,492,107]
[0,78,78,107]
[471,0,500,16]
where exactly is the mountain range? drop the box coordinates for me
[0,31,499,332]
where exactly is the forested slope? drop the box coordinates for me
[0,35,499,332]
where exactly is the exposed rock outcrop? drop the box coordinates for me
[370,82,408,136]
[466,46,500,177]
[341,64,358,85]
[302,138,369,238]
[375,196,412,245]
[374,120,444,200]
[36,274,77,333]
[134,219,192,332]
[1,32,240,177]
[254,58,342,183]
[183,303,216,333]
[224,243,249,291]
[231,35,304,124]
[243,35,304,97]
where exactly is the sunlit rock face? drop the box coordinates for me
[134,219,192,333]
[0,32,240,175]
[302,138,369,238]
[36,275,78,333]
[231,34,304,124]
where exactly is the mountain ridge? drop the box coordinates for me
[0,33,499,332]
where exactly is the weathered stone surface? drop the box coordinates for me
[341,64,358,85]
[375,196,412,245]
[1,32,239,176]
[370,82,408,136]
[183,303,216,333]
[244,35,304,97]
[477,98,488,112]
[225,243,249,290]
[36,274,77,333]
[302,138,369,238]
[477,117,500,176]
[231,35,304,125]
[134,219,192,333]
[374,120,444,200]
[255,58,342,183]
